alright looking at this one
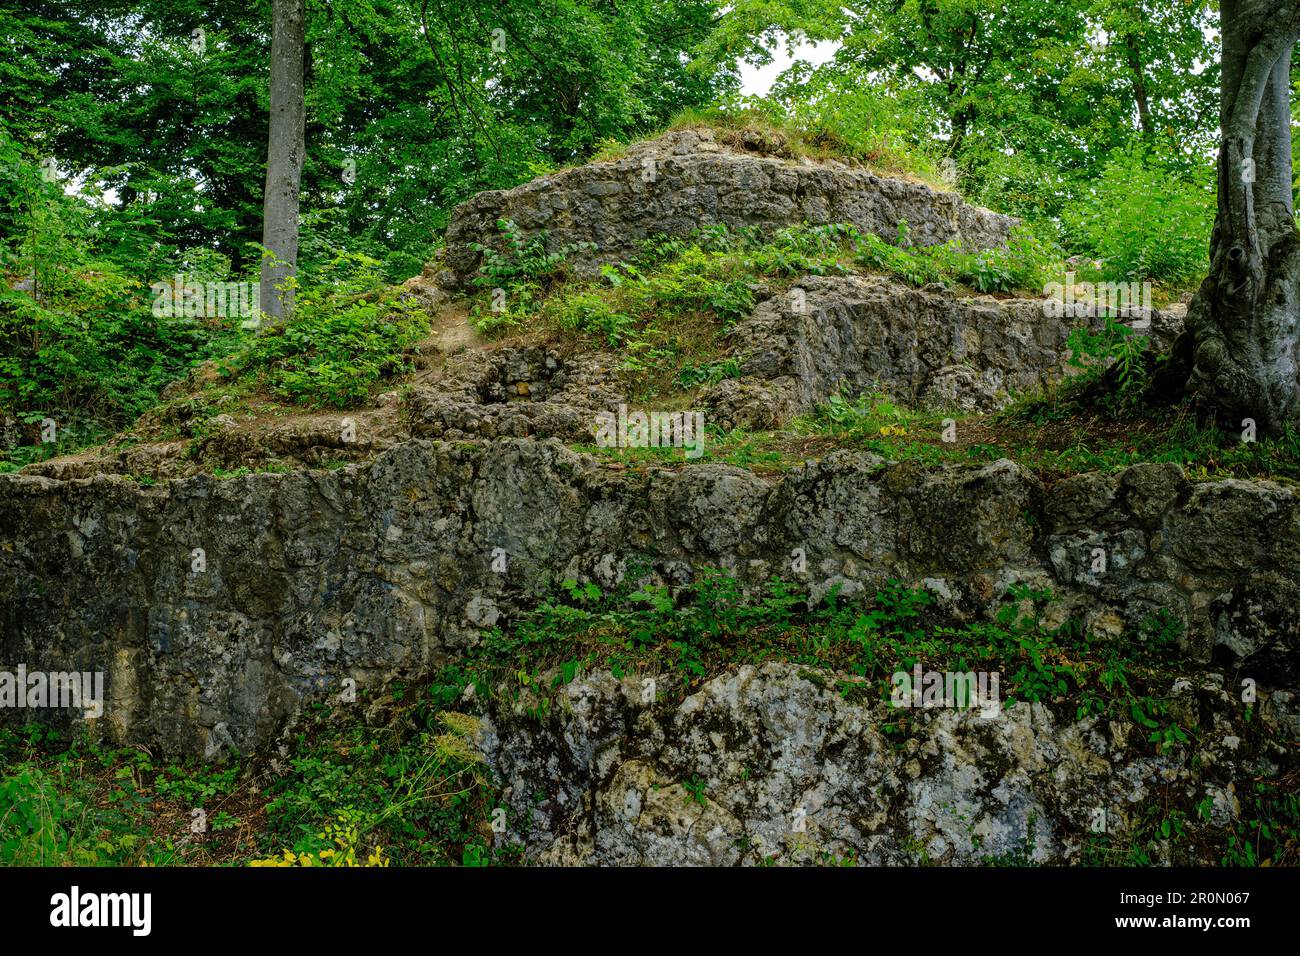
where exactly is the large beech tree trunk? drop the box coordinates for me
[259,0,306,324]
[1183,1,1300,433]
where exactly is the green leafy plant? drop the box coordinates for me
[677,357,742,390]
[683,776,709,807]
[470,219,596,289]
[468,219,596,331]
[1061,145,1212,288]
[238,251,427,408]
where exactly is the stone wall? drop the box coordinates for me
[705,276,1183,424]
[438,129,1017,288]
[478,663,1294,865]
[2,440,1295,755]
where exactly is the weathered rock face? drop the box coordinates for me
[2,441,1296,755]
[3,128,1294,870]
[477,663,1293,865]
[403,283,1185,440]
[438,128,1016,288]
[704,276,1183,425]
[404,345,625,444]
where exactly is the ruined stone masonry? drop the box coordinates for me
[0,130,1293,865]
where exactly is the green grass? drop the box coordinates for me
[567,387,1300,484]
[575,106,942,186]
[800,388,1300,482]
[663,106,941,185]
[0,694,512,867]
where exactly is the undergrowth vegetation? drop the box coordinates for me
[1,569,1292,867]
[1080,776,1300,867]
[471,217,1064,338]
[1061,145,1214,287]
[0,698,510,867]
[0,237,426,470]
[574,384,1300,485]
[792,389,1300,483]
[467,217,1065,405]
[434,570,1190,728]
[223,252,429,409]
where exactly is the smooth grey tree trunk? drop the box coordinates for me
[1183,0,1300,433]
[259,0,306,325]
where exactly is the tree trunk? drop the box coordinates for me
[259,0,306,325]
[1123,36,1153,136]
[1182,0,1300,434]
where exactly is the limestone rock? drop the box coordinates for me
[441,129,1016,288]
[3,445,1297,754]
[477,662,1274,865]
